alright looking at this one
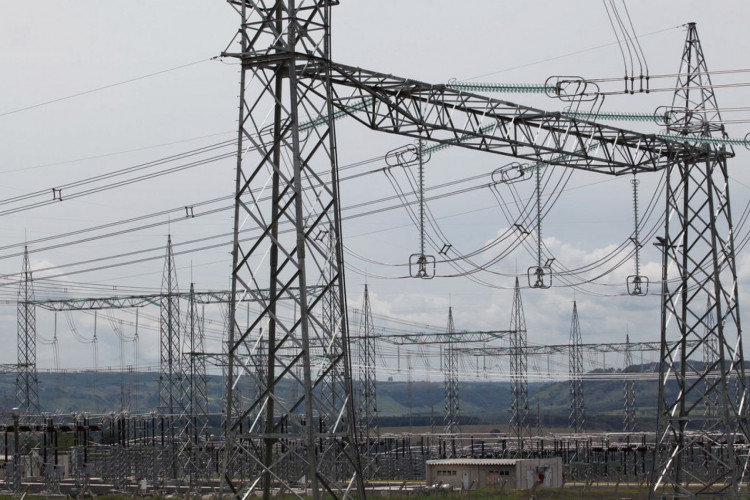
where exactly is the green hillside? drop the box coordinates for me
[0,363,670,432]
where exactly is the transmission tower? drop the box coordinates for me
[158,235,182,481]
[357,285,378,478]
[651,23,748,497]
[508,277,530,456]
[319,224,347,480]
[568,301,585,434]
[407,354,414,432]
[443,307,460,436]
[16,246,40,417]
[216,3,735,498]
[180,283,209,484]
[702,297,719,423]
[623,334,635,432]
[220,3,364,499]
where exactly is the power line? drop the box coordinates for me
[0,58,213,118]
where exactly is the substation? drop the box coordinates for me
[2,1,750,499]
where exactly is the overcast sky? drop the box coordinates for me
[1,1,750,388]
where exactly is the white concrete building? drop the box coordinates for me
[425,457,563,490]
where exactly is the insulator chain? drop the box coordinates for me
[627,175,648,295]
[528,164,552,289]
[407,140,435,279]
[536,165,543,268]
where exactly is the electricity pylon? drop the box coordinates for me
[16,246,40,417]
[509,277,530,456]
[220,2,364,499]
[569,301,585,434]
[219,3,742,498]
[179,283,209,485]
[623,334,636,433]
[443,307,460,437]
[651,23,748,498]
[158,235,182,482]
[357,285,378,479]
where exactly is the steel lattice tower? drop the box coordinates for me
[180,282,209,483]
[16,246,40,417]
[623,334,636,433]
[319,224,346,479]
[651,23,748,497]
[509,277,530,456]
[220,302,241,438]
[357,285,378,478]
[443,307,460,436]
[159,236,182,416]
[220,2,364,499]
[702,298,719,422]
[158,235,182,480]
[568,301,585,434]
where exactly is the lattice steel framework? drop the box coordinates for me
[623,334,635,433]
[306,63,705,175]
[16,246,40,416]
[651,23,748,497]
[221,2,363,499]
[443,307,460,436]
[356,285,378,478]
[180,283,209,484]
[158,235,182,481]
[319,224,346,481]
[568,301,585,434]
[214,4,744,498]
[509,277,530,455]
[702,298,719,423]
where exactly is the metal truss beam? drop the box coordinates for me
[30,286,322,311]
[455,339,699,356]
[350,329,509,345]
[296,61,723,175]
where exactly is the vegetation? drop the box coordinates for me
[0,362,688,433]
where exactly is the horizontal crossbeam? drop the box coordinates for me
[292,60,729,175]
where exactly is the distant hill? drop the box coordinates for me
[372,365,661,431]
[0,361,718,432]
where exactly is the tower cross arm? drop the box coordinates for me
[303,61,724,175]
[348,329,511,345]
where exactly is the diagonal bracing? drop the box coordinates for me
[651,23,748,498]
[220,2,364,499]
[509,277,530,456]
